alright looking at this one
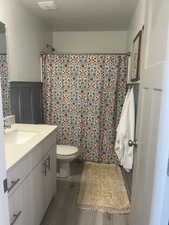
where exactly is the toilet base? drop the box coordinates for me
[57,160,71,178]
[56,145,80,178]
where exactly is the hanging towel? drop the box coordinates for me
[115,88,135,172]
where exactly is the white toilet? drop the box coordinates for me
[56,145,80,178]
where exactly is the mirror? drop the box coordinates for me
[0,22,11,117]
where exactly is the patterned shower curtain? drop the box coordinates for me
[42,54,128,163]
[0,55,11,116]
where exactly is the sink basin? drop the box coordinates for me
[5,130,37,145]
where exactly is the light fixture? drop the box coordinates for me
[38,1,57,10]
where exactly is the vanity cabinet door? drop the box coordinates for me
[43,152,52,211]
[50,145,57,196]
[32,160,46,225]
[7,154,32,195]
[8,185,23,225]
[44,145,56,210]
[22,175,34,225]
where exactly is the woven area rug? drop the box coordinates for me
[78,162,130,214]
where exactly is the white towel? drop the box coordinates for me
[115,88,135,171]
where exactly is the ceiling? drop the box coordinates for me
[20,0,138,31]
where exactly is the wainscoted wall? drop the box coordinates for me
[0,33,7,54]
[10,82,43,124]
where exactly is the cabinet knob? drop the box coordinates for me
[46,156,51,170]
[42,161,47,176]
[128,140,138,147]
[42,156,51,176]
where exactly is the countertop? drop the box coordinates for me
[5,124,57,170]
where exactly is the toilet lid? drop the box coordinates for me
[57,145,78,156]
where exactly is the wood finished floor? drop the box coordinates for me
[41,161,129,225]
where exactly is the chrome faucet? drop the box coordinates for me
[4,120,11,129]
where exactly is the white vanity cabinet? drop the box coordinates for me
[43,146,56,211]
[8,185,24,225]
[32,159,46,225]
[7,129,57,225]
[22,174,34,225]
[32,147,56,225]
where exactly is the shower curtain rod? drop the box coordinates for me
[40,52,130,56]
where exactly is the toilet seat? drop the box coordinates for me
[57,145,78,156]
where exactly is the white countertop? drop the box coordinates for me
[5,124,57,170]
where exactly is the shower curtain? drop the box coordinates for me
[42,54,128,163]
[0,55,11,116]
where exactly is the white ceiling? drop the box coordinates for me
[20,0,138,31]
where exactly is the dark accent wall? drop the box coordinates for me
[10,82,43,124]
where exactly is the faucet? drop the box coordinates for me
[4,120,11,129]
